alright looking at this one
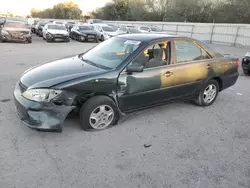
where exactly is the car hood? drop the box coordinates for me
[3,27,30,32]
[20,56,105,89]
[47,29,68,35]
[80,30,97,35]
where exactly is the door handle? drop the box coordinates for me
[164,71,173,77]
[207,64,211,69]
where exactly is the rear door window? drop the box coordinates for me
[174,40,210,63]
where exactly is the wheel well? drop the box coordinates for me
[212,77,223,92]
[77,93,116,106]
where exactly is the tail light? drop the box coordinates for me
[236,58,240,68]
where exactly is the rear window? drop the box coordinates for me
[79,26,94,30]
[195,40,224,58]
[48,24,66,30]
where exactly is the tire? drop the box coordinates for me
[27,37,32,43]
[101,35,104,41]
[95,37,99,43]
[46,36,52,43]
[195,79,219,107]
[79,96,120,131]
[65,38,70,42]
[243,69,250,75]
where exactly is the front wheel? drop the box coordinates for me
[195,80,219,106]
[27,37,32,43]
[79,96,119,131]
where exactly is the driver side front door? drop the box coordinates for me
[117,40,177,112]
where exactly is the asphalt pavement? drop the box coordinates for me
[0,35,250,188]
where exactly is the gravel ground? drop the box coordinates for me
[0,35,250,188]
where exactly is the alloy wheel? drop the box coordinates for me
[89,105,114,129]
[203,84,217,104]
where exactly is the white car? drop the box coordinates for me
[94,24,118,41]
[52,21,65,25]
[138,25,165,33]
[42,24,70,42]
[87,19,103,24]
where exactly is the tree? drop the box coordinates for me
[30,1,82,19]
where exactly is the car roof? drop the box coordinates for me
[116,33,186,42]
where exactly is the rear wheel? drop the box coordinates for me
[195,79,219,106]
[27,37,32,43]
[65,38,70,42]
[79,96,119,131]
[243,69,250,75]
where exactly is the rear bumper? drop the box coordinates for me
[13,83,74,132]
[221,72,239,91]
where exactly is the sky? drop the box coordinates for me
[0,0,111,15]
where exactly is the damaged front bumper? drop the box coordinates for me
[1,33,32,42]
[13,83,75,132]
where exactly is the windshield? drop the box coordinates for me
[150,27,161,32]
[4,22,28,28]
[93,19,102,23]
[48,24,66,30]
[39,22,47,26]
[102,26,116,32]
[128,28,141,33]
[79,25,94,30]
[79,37,141,69]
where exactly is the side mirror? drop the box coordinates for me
[126,64,143,73]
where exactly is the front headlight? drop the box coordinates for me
[22,89,62,102]
[1,30,9,35]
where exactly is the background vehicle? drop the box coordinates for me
[52,21,65,25]
[31,19,40,33]
[65,21,75,32]
[242,51,250,75]
[116,25,141,35]
[0,17,6,26]
[87,19,103,24]
[36,21,48,37]
[14,34,239,132]
[94,24,118,41]
[0,21,32,43]
[70,24,98,42]
[138,25,165,33]
[42,23,70,42]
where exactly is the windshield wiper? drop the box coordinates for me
[80,57,106,69]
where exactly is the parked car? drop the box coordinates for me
[87,19,103,24]
[70,24,98,42]
[138,25,165,33]
[31,19,40,33]
[0,21,32,43]
[107,24,119,30]
[116,25,141,35]
[42,23,70,42]
[65,21,75,32]
[36,21,47,37]
[52,21,65,25]
[94,24,118,41]
[242,51,250,75]
[14,34,239,132]
[0,17,6,26]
